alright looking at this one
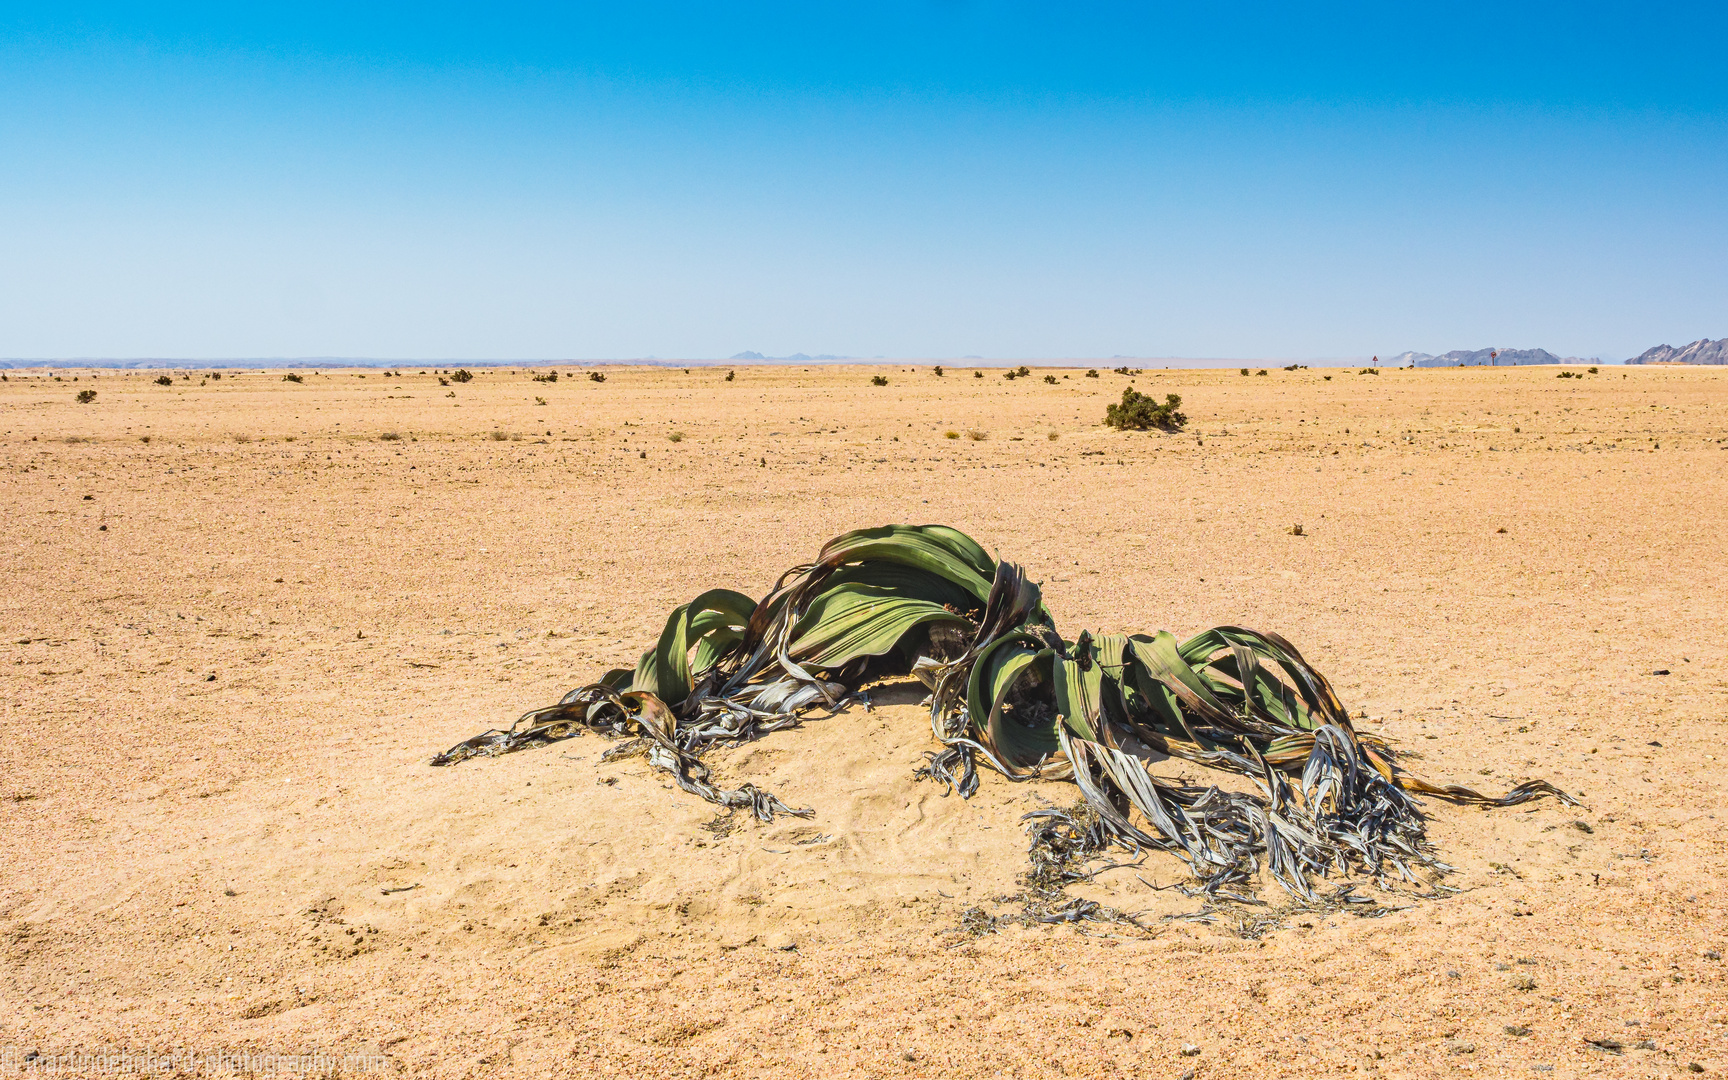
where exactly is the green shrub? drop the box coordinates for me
[589,372,606,383]
[1104,388,1186,432]
[76,389,96,404]
[1085,369,1099,378]
[871,375,889,386]
[450,369,474,383]
[933,365,944,376]
[155,376,173,386]
[282,374,303,383]
[1043,374,1057,384]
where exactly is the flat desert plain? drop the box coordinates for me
[3,363,1726,1078]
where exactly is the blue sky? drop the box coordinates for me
[2,2,1724,361]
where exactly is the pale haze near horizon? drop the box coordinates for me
[1,3,1724,363]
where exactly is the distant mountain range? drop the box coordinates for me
[1394,347,1587,368]
[729,351,854,362]
[1625,338,1728,365]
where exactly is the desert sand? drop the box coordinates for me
[2,362,1725,1077]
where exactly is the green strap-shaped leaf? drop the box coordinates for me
[1052,634,1105,744]
[787,583,968,669]
[967,633,1058,767]
[812,524,997,604]
[820,561,984,614]
[631,589,757,707]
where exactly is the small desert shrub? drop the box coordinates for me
[1556,371,1575,379]
[1085,369,1099,378]
[233,434,252,444]
[1240,368,1250,376]
[725,370,735,382]
[535,396,548,405]
[667,431,684,442]
[973,371,983,378]
[871,375,889,386]
[438,377,449,386]
[155,376,173,386]
[283,374,303,383]
[1046,430,1060,440]
[1112,366,1141,376]
[534,372,558,382]
[1588,366,1599,374]
[1255,369,1268,376]
[966,430,987,441]
[379,431,402,441]
[933,365,945,376]
[1043,374,1057,384]
[944,430,960,439]
[589,372,607,383]
[1104,388,1186,432]
[211,372,222,380]
[489,430,510,441]
[76,389,97,404]
[450,369,474,383]
[139,435,151,444]
[1357,368,1379,376]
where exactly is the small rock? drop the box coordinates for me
[1690,1063,1705,1073]
[1634,1039,1656,1050]
[1181,1043,1201,1057]
[1705,950,1720,960]
[1505,1025,1532,1037]
[1572,820,1594,834]
[901,1050,916,1062]
[765,931,797,951]
[1513,977,1537,991]
[1446,1039,1476,1055]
